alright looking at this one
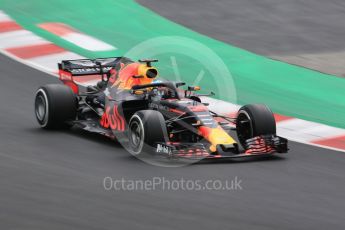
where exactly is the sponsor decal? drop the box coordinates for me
[156,144,172,155]
[100,105,125,131]
[58,70,73,81]
[70,67,113,74]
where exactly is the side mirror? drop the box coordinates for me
[188,86,201,91]
[175,82,186,88]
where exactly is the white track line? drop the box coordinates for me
[63,33,116,51]
[28,52,85,72]
[0,30,50,49]
[0,10,11,21]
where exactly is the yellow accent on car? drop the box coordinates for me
[208,127,236,152]
[138,64,158,82]
[199,126,237,152]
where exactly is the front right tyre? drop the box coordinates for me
[236,104,276,148]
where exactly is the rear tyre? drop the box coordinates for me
[35,84,77,129]
[236,104,276,148]
[128,110,168,155]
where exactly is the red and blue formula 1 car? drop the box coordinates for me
[34,57,288,161]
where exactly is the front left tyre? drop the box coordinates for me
[35,84,77,129]
[127,110,169,155]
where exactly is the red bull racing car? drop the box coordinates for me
[34,57,288,161]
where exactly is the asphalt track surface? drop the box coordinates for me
[1,54,345,229]
[137,0,345,56]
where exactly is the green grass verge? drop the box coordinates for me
[1,0,345,128]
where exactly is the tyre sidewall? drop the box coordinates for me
[35,84,77,129]
[237,104,276,147]
[128,110,168,155]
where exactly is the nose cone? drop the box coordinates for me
[199,126,236,152]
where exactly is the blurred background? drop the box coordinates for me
[139,0,345,76]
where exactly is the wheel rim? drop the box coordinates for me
[35,94,46,123]
[129,119,144,154]
[237,111,253,147]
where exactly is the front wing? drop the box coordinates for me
[154,135,288,161]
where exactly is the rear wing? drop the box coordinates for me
[58,57,123,94]
[58,57,122,76]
